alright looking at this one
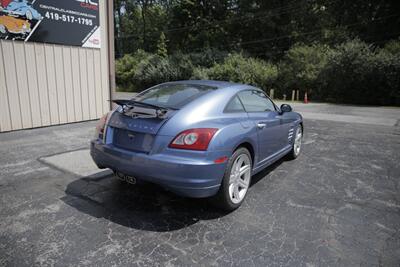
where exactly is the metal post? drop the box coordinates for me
[269,89,274,99]
[107,0,116,109]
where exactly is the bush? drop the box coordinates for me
[371,51,400,105]
[383,39,400,55]
[116,51,278,92]
[169,53,195,80]
[116,50,195,92]
[317,39,400,105]
[134,55,174,89]
[116,43,399,106]
[207,53,278,90]
[115,50,150,92]
[186,49,228,68]
[191,67,210,80]
[278,43,331,100]
[134,54,196,90]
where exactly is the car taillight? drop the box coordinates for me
[169,128,218,151]
[95,113,109,139]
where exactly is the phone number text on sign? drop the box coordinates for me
[44,11,93,26]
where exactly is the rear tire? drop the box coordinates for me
[212,147,252,211]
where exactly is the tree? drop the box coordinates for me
[157,32,168,57]
[278,43,331,98]
[167,0,235,52]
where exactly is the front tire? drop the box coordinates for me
[287,125,303,160]
[213,147,252,211]
[26,10,33,20]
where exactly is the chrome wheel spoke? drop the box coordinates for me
[233,185,240,200]
[229,173,236,183]
[236,158,244,171]
[238,178,248,188]
[239,165,250,177]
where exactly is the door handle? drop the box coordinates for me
[257,123,267,129]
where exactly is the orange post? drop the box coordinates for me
[304,92,308,104]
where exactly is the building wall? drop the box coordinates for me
[0,1,110,132]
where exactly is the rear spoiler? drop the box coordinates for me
[112,99,169,119]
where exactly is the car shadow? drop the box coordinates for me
[61,157,286,232]
[250,157,286,186]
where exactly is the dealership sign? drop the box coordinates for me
[0,0,100,48]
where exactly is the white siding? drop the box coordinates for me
[24,43,42,127]
[0,1,110,132]
[0,42,12,131]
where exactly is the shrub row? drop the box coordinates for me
[116,40,400,106]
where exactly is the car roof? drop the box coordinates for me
[162,80,245,89]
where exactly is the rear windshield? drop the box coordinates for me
[132,83,217,109]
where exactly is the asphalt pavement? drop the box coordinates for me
[0,103,399,266]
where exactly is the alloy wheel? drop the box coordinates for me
[228,153,251,204]
[293,127,302,156]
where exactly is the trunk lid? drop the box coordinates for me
[107,108,175,153]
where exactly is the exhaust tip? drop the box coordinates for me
[125,175,136,185]
[115,171,136,184]
[115,171,125,180]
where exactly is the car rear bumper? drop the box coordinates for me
[90,139,227,198]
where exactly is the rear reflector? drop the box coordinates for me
[214,156,228,164]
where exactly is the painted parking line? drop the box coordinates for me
[40,149,110,177]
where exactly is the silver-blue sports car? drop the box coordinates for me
[3,0,42,21]
[91,80,303,210]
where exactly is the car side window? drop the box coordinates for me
[238,90,276,112]
[224,96,245,113]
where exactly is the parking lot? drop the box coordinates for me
[1,103,399,266]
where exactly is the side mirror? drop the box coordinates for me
[280,104,292,113]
